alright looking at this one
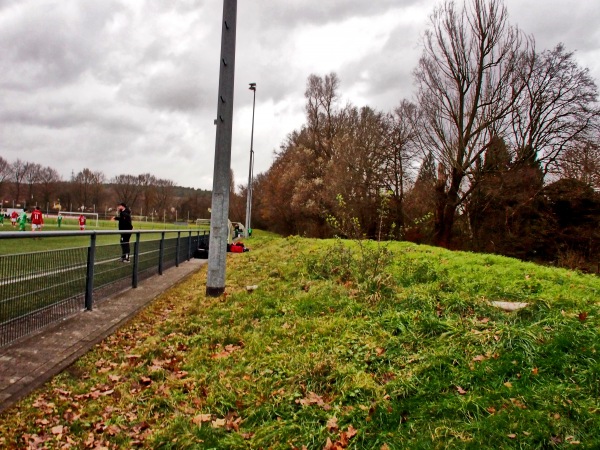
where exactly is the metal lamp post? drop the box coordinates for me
[206,0,238,297]
[245,82,256,238]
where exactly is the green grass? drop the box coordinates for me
[0,233,599,449]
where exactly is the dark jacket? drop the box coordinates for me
[115,207,133,231]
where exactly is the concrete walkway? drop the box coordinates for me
[0,258,206,413]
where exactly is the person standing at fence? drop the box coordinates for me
[57,212,63,228]
[112,202,133,263]
[78,214,86,230]
[31,206,44,233]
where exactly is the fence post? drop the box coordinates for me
[176,232,181,267]
[188,230,193,261]
[85,233,97,311]
[159,232,165,275]
[132,232,140,288]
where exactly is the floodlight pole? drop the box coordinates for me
[206,0,237,297]
[245,83,256,238]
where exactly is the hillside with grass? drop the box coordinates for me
[1,232,599,449]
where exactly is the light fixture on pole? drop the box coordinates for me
[245,82,256,238]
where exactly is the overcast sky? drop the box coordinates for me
[1,0,599,191]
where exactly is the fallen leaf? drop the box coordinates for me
[212,418,226,428]
[346,425,358,439]
[504,382,513,389]
[511,398,527,409]
[326,417,339,432]
[472,355,486,362]
[532,367,539,375]
[51,425,64,435]
[192,414,212,425]
[507,434,517,439]
[578,312,588,322]
[456,386,467,395]
[296,391,327,407]
[106,424,121,436]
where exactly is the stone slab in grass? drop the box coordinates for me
[491,301,529,312]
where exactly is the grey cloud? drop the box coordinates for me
[257,0,422,28]
[0,1,125,91]
[144,69,211,112]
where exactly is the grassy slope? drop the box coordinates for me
[0,232,599,449]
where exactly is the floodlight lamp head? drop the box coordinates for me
[249,82,256,91]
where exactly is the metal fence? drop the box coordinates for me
[0,230,206,347]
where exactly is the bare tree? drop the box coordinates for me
[138,173,158,217]
[0,156,10,200]
[154,178,175,219]
[24,163,42,204]
[381,101,420,233]
[559,139,600,190]
[10,159,32,205]
[112,174,142,211]
[305,72,340,159]
[72,168,105,211]
[510,44,600,173]
[414,0,530,246]
[37,166,62,207]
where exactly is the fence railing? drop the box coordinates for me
[0,230,208,347]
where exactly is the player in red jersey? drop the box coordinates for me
[78,214,87,230]
[31,206,44,231]
[10,210,18,227]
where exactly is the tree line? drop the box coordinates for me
[0,159,213,221]
[248,0,600,270]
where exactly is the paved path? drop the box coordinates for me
[0,258,206,413]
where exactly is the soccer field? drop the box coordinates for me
[0,219,209,256]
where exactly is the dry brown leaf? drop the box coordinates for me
[456,386,467,395]
[346,425,358,438]
[192,414,212,425]
[296,391,326,407]
[326,417,339,432]
[211,418,226,428]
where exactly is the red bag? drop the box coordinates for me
[230,242,244,253]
